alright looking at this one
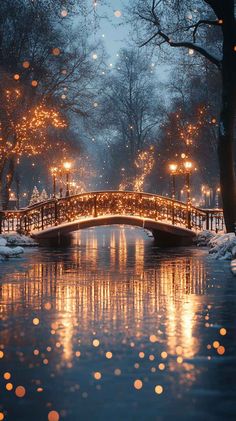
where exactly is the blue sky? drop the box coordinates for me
[93,0,130,62]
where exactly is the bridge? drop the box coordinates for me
[0,191,224,246]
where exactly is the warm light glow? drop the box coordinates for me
[15,386,26,398]
[48,411,60,421]
[155,385,164,394]
[184,161,193,172]
[134,379,143,390]
[51,167,58,175]
[169,163,178,173]
[63,162,72,171]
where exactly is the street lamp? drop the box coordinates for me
[63,161,72,197]
[50,167,58,198]
[183,160,193,203]
[169,163,178,199]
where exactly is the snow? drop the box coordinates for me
[0,234,37,261]
[209,233,236,260]
[195,231,215,247]
[2,234,37,247]
[0,238,7,247]
[196,231,236,274]
[0,245,24,258]
[231,260,236,276]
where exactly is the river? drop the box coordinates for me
[0,227,235,420]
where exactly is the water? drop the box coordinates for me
[0,227,235,421]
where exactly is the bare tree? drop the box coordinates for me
[0,0,102,208]
[130,0,236,232]
[98,48,162,183]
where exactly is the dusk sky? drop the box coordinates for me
[93,0,130,62]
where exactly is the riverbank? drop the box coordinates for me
[0,234,37,260]
[197,231,236,275]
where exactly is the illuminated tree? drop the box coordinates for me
[40,189,49,202]
[119,146,155,192]
[0,0,103,208]
[29,186,40,206]
[0,72,66,208]
[131,0,236,232]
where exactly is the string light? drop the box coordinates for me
[0,87,66,162]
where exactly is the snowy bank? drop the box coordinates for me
[209,233,236,261]
[196,231,236,275]
[0,237,24,260]
[231,260,236,276]
[195,231,215,247]
[0,234,37,261]
[1,234,37,247]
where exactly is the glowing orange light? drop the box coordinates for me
[52,48,61,56]
[15,386,26,398]
[22,61,30,69]
[155,385,164,394]
[48,410,60,421]
[6,383,13,391]
[94,372,102,380]
[134,379,143,390]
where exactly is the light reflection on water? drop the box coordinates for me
[0,227,235,420]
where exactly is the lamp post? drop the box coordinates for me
[169,163,178,199]
[50,167,58,198]
[183,160,193,203]
[63,161,72,197]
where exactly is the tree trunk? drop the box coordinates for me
[2,157,15,210]
[218,11,236,233]
[0,159,7,210]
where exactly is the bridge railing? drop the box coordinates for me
[0,191,225,235]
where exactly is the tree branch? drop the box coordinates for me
[141,29,222,70]
[189,19,222,42]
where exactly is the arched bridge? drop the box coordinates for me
[0,191,224,246]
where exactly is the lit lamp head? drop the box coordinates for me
[63,161,72,172]
[169,163,178,174]
[50,167,58,175]
[183,161,193,172]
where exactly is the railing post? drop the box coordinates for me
[172,201,175,225]
[93,195,97,217]
[41,206,44,231]
[0,212,3,234]
[54,200,58,225]
[206,211,210,231]
[186,204,191,229]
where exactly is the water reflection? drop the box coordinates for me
[0,228,206,357]
[0,227,234,420]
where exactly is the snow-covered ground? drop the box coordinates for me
[0,234,37,261]
[231,260,236,276]
[1,234,37,247]
[196,231,236,275]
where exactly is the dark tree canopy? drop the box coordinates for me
[129,0,236,232]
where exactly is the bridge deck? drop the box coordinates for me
[0,191,224,245]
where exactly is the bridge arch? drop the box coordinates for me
[0,191,224,246]
[34,214,196,246]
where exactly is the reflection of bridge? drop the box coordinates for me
[0,191,224,246]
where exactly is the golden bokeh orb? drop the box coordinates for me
[48,410,60,421]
